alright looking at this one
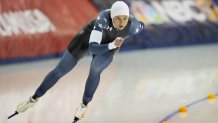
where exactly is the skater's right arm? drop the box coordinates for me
[89,11,119,55]
[89,37,123,54]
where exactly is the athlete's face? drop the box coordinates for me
[112,15,129,30]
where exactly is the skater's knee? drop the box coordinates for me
[90,67,103,75]
[52,68,67,78]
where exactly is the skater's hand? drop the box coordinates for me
[114,37,124,48]
[108,37,124,50]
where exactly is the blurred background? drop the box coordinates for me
[1,0,218,123]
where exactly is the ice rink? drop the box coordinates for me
[1,44,218,123]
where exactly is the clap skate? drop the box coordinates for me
[72,103,87,123]
[8,97,38,119]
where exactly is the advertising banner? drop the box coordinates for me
[0,0,97,64]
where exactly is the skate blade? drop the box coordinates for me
[8,111,18,119]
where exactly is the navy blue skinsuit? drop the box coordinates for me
[34,9,144,104]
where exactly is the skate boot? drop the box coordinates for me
[16,96,38,113]
[74,103,87,120]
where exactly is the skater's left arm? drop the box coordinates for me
[128,19,144,36]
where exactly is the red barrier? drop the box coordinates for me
[0,0,98,59]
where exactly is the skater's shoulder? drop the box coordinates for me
[97,9,110,18]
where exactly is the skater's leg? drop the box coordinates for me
[15,50,78,115]
[33,50,77,98]
[83,51,113,104]
[74,51,113,120]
